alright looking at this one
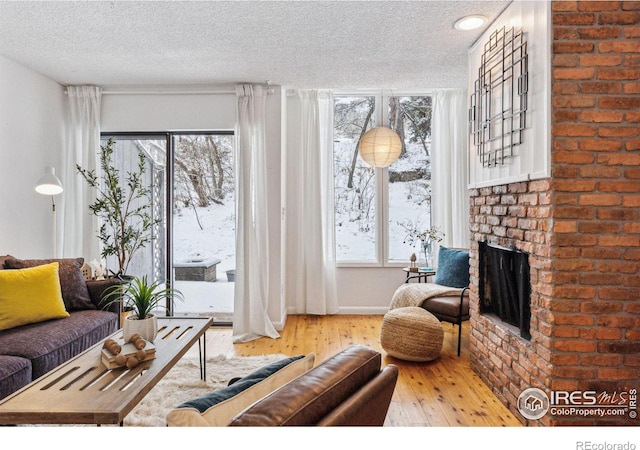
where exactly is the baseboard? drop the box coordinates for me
[337,306,388,315]
[285,306,387,316]
[176,307,389,331]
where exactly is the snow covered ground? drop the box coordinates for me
[172,279,234,317]
[173,192,237,274]
[172,193,236,314]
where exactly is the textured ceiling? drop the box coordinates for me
[0,0,511,90]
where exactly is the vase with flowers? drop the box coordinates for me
[401,221,444,269]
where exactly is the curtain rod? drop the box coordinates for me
[64,85,275,96]
[101,89,236,95]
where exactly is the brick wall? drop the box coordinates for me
[469,181,555,426]
[551,0,639,425]
[469,1,639,426]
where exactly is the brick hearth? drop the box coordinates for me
[468,1,639,426]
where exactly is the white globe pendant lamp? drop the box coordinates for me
[358,127,402,168]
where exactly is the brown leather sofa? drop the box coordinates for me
[229,345,398,426]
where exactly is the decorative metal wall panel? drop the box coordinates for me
[469,27,528,167]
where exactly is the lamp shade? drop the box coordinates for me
[35,166,64,195]
[358,127,402,168]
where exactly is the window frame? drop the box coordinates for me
[333,90,433,268]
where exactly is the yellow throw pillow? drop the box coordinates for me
[0,262,69,331]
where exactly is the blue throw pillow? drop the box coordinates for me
[178,355,305,413]
[434,247,470,288]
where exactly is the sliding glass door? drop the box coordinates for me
[100,132,235,321]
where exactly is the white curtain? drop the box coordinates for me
[432,89,470,249]
[61,86,102,260]
[286,90,339,315]
[232,84,280,343]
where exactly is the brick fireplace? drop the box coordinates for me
[468,1,639,426]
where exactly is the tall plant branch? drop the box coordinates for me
[77,138,160,277]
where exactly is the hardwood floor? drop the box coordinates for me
[204,314,523,427]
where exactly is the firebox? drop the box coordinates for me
[479,241,531,340]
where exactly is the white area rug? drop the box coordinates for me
[123,353,287,427]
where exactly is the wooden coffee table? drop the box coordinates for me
[0,316,212,425]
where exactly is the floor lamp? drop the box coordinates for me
[35,166,64,257]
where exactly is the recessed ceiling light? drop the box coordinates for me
[454,15,488,31]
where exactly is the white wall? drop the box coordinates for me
[0,55,66,258]
[101,92,236,132]
[335,267,405,314]
[467,0,551,188]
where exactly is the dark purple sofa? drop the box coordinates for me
[0,257,119,401]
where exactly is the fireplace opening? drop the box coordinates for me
[479,241,531,340]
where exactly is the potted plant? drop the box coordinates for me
[102,275,184,342]
[77,137,160,278]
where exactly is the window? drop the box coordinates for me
[333,93,433,265]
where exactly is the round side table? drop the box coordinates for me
[402,267,436,283]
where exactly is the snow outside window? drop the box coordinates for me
[333,94,433,266]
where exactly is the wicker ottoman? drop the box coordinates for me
[380,306,443,362]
